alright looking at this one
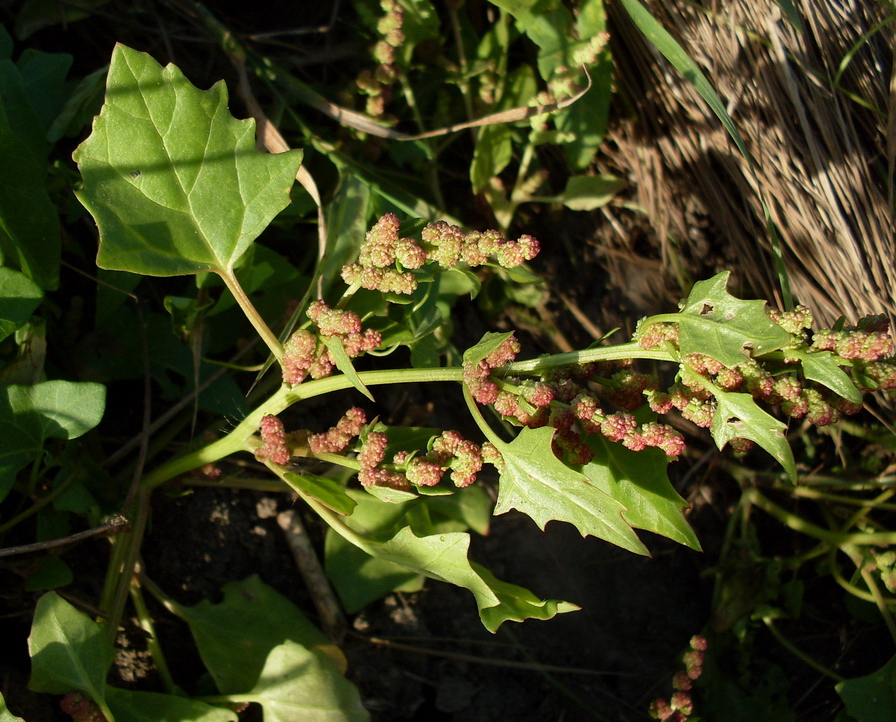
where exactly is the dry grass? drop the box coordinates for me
[604,0,894,326]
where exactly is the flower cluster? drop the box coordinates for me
[281,301,381,385]
[60,692,106,722]
[649,635,706,721]
[636,306,896,445]
[361,428,500,490]
[463,335,685,465]
[341,214,540,295]
[255,407,502,492]
[255,414,291,466]
[355,0,404,118]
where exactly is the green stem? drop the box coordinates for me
[745,487,896,546]
[503,341,676,375]
[218,268,284,360]
[130,578,177,694]
[762,617,845,682]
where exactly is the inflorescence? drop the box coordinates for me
[341,213,539,296]
[649,635,707,721]
[254,408,502,492]
[269,213,896,491]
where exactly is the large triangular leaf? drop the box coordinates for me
[493,426,649,554]
[582,439,700,550]
[678,272,790,367]
[73,44,302,277]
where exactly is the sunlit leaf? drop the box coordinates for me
[493,426,649,554]
[74,44,302,277]
[106,688,237,722]
[583,440,700,549]
[171,576,346,694]
[240,640,369,722]
[677,272,790,367]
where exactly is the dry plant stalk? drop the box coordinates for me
[606,0,894,326]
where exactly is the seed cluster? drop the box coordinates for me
[281,301,382,385]
[341,213,540,296]
[649,635,707,721]
[255,407,502,492]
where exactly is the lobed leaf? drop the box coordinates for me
[707,382,796,481]
[73,44,302,277]
[494,426,649,554]
[677,272,791,367]
[372,524,578,631]
[582,439,701,550]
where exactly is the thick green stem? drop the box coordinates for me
[503,341,676,375]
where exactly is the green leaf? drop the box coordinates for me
[321,336,374,401]
[171,576,345,695]
[487,0,561,32]
[470,124,512,193]
[837,654,896,722]
[17,49,72,133]
[282,471,356,516]
[677,272,791,367]
[0,60,61,290]
[791,349,863,404]
[27,592,115,721]
[24,554,72,591]
[373,525,578,631]
[0,691,25,721]
[493,426,649,554]
[240,640,369,722]
[105,688,237,722]
[73,44,303,277]
[0,266,42,342]
[702,377,796,481]
[462,331,516,367]
[562,174,625,211]
[582,440,700,550]
[0,381,105,473]
[325,490,427,613]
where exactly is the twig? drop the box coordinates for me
[0,516,129,558]
[277,509,346,643]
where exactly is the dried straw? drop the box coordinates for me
[605,0,894,326]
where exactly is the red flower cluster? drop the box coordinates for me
[649,635,706,721]
[341,213,540,296]
[281,302,382,385]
